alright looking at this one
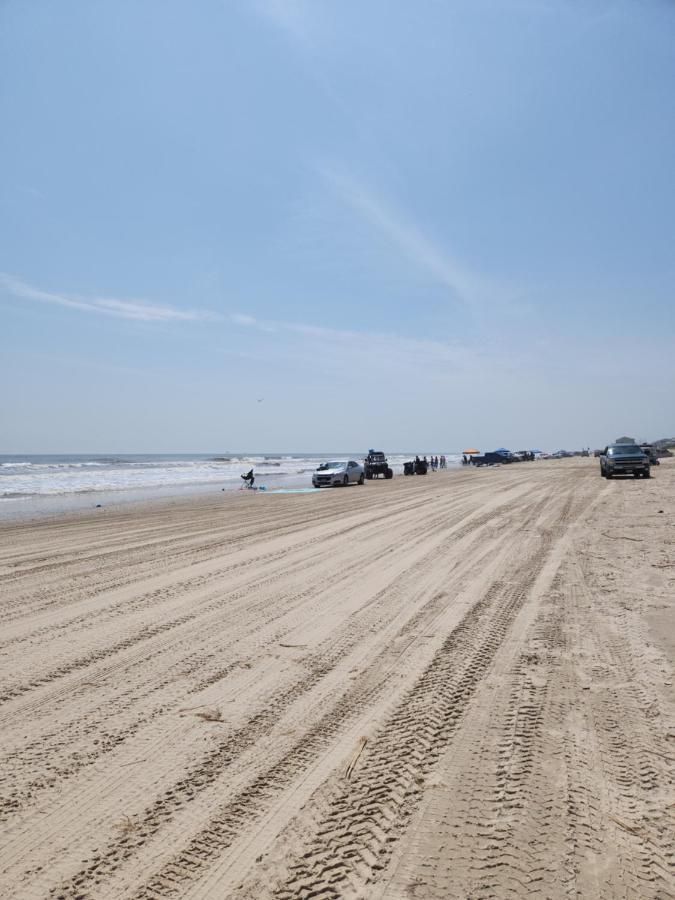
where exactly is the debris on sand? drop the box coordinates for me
[345,736,368,779]
[194,708,223,722]
[115,815,138,834]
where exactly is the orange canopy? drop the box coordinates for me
[463,448,479,454]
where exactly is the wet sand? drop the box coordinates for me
[1,459,673,898]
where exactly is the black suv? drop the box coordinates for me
[600,444,650,479]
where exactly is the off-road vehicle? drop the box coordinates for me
[364,451,393,480]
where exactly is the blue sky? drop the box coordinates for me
[1,0,674,452]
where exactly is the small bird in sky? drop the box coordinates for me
[257,398,264,402]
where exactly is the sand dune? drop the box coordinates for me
[1,460,673,898]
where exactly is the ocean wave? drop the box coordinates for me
[0,452,462,499]
[0,461,111,470]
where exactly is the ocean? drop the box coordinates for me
[0,452,461,519]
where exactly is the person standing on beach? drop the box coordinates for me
[241,468,255,488]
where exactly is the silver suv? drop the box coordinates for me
[312,460,365,488]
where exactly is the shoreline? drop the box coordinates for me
[0,471,311,523]
[0,464,466,524]
[0,454,461,522]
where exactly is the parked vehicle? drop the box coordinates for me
[404,459,428,474]
[312,460,365,488]
[471,452,511,467]
[364,450,393,480]
[600,444,650,479]
[640,444,660,465]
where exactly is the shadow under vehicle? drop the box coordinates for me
[600,444,650,479]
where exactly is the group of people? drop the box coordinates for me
[414,455,446,470]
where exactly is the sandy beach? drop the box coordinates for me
[1,459,673,899]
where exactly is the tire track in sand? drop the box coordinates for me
[30,490,540,899]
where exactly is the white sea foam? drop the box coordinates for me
[0,453,461,500]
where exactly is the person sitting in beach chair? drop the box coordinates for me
[241,468,255,488]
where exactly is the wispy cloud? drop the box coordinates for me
[16,185,45,200]
[230,312,259,327]
[317,164,512,309]
[252,0,314,46]
[249,1,355,123]
[230,311,489,380]
[229,312,278,333]
[0,274,210,322]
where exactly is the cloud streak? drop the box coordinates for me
[251,0,314,47]
[230,310,490,380]
[318,164,512,309]
[0,274,210,322]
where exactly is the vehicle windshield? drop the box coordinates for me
[317,461,344,470]
[608,445,643,456]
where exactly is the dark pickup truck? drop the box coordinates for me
[600,444,650,479]
[471,452,512,467]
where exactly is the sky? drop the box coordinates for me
[1,0,674,453]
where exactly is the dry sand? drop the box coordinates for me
[1,459,673,899]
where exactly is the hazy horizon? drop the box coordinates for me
[2,1,674,452]
[2,434,670,457]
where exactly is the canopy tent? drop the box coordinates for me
[463,448,479,455]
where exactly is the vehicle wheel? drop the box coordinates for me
[343,475,349,486]
[606,470,613,479]
[644,470,651,478]
[358,473,364,485]
[385,468,393,479]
